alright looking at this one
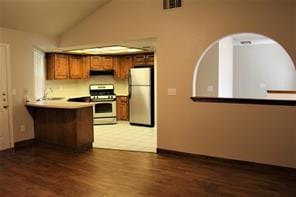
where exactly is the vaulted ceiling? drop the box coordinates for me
[0,0,111,36]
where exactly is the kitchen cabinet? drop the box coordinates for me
[104,56,113,70]
[120,56,133,78]
[46,53,69,80]
[116,96,129,120]
[114,56,133,79]
[46,53,154,80]
[133,54,146,65]
[27,104,93,152]
[46,53,90,80]
[146,54,155,65]
[69,55,82,79]
[90,56,105,70]
[81,56,90,79]
[90,56,113,70]
[133,53,154,66]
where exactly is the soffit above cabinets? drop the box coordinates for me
[0,0,111,36]
[66,46,146,55]
[49,37,157,55]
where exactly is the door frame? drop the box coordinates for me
[0,43,14,149]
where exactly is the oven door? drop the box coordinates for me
[93,100,116,118]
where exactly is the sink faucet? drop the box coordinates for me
[43,88,53,100]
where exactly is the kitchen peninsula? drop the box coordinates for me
[26,101,94,152]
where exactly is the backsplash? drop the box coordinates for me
[45,76,128,98]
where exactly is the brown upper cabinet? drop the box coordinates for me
[146,54,155,65]
[133,54,154,66]
[69,55,82,79]
[81,56,90,79]
[104,56,113,70]
[46,53,91,80]
[133,54,146,65]
[90,56,113,71]
[114,56,133,79]
[46,53,69,80]
[46,53,154,80]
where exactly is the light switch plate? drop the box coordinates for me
[12,89,17,96]
[167,88,177,96]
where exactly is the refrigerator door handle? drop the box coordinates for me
[128,73,132,98]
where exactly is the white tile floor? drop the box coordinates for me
[93,121,156,153]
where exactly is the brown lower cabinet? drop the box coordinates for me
[29,106,94,152]
[116,96,129,120]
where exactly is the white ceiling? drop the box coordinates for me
[0,0,111,36]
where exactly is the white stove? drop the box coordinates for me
[90,84,117,125]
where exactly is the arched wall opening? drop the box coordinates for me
[192,33,296,101]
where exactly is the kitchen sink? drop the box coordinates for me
[45,97,66,101]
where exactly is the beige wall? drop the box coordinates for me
[196,42,218,97]
[0,27,57,142]
[59,0,296,168]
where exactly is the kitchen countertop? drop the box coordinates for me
[25,100,94,109]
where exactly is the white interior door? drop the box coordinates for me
[0,44,11,151]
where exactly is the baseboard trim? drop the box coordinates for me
[157,148,296,172]
[14,139,36,148]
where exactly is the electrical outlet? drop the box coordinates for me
[20,125,26,132]
[207,85,214,92]
[167,88,177,96]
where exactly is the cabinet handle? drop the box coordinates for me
[3,105,8,109]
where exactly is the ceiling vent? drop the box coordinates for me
[163,0,182,9]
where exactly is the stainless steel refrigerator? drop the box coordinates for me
[129,67,154,127]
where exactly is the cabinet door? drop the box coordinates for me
[116,97,129,120]
[120,97,129,120]
[113,57,121,79]
[55,54,69,80]
[90,56,105,70]
[133,54,146,66]
[120,56,133,79]
[69,55,82,79]
[46,53,55,80]
[146,54,154,65]
[116,97,122,119]
[104,56,113,70]
[81,56,90,79]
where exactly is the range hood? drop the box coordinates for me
[89,70,114,76]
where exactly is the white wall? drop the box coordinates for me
[233,43,296,98]
[196,42,219,97]
[0,27,57,142]
[219,37,233,97]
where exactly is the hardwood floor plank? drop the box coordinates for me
[0,145,296,196]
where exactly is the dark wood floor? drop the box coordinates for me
[1,145,296,197]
